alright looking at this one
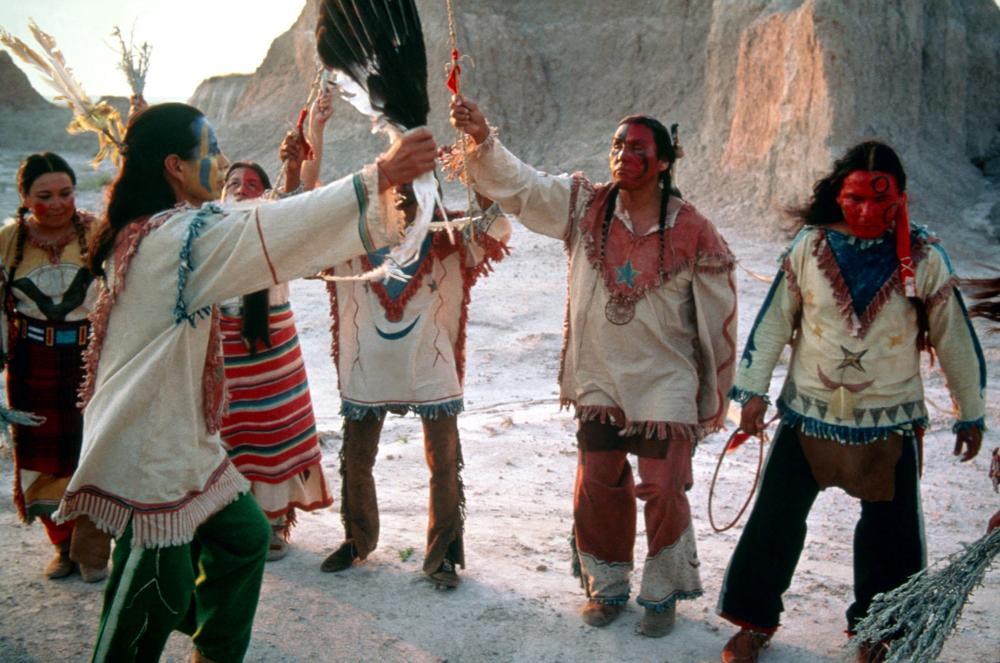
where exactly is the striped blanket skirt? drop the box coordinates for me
[219,304,325,490]
[7,314,88,522]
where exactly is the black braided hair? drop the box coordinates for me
[601,115,679,278]
[9,214,28,283]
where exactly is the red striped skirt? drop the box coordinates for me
[7,315,88,520]
[219,303,323,484]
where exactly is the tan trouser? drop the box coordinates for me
[340,412,465,573]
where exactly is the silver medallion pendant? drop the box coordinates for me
[605,297,635,325]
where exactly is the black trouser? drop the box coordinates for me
[718,422,924,632]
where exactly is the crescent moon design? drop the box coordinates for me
[375,315,421,340]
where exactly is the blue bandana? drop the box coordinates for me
[826,230,898,316]
[367,234,433,300]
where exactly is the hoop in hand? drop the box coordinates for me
[707,415,778,533]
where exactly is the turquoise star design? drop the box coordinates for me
[615,260,640,288]
[836,346,868,372]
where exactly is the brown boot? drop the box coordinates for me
[44,541,74,579]
[721,628,771,663]
[580,600,624,627]
[639,603,675,638]
[321,541,358,573]
[427,559,460,589]
[79,564,109,583]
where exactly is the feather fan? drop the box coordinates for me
[317,0,429,130]
[316,0,440,284]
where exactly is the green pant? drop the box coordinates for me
[91,492,270,662]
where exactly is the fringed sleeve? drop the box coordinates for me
[920,243,987,432]
[730,229,810,402]
[692,226,738,432]
[464,135,586,241]
[461,204,512,271]
[177,166,390,314]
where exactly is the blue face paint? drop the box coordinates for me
[190,117,222,195]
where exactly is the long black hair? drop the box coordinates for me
[790,140,906,229]
[223,161,273,354]
[90,103,204,276]
[11,153,86,281]
[600,115,680,277]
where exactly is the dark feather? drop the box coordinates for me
[317,0,430,129]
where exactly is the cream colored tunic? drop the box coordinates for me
[465,137,737,439]
[56,167,392,548]
[733,225,986,442]
[328,209,511,419]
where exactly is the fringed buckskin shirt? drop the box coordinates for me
[466,136,737,441]
[732,225,987,444]
[326,207,511,420]
[56,167,397,549]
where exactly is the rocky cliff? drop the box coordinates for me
[0,51,51,110]
[189,74,252,126]
[3,1,994,246]
[194,0,999,248]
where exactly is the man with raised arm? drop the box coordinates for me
[451,96,737,637]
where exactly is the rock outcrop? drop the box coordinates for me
[195,0,998,247]
[189,74,253,127]
[4,1,994,247]
[0,51,51,110]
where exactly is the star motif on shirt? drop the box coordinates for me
[615,260,640,288]
[803,290,815,306]
[428,279,438,293]
[836,346,868,372]
[888,334,904,348]
[812,322,824,338]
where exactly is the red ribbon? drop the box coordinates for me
[725,430,753,454]
[296,107,314,161]
[446,48,461,95]
[895,202,915,297]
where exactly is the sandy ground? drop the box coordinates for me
[0,188,997,662]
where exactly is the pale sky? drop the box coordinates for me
[0,0,307,101]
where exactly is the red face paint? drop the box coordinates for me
[24,173,76,231]
[836,170,902,239]
[224,168,266,202]
[609,123,662,191]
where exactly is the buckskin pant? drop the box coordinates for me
[573,420,703,611]
[340,412,465,574]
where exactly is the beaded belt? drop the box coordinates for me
[15,317,89,346]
